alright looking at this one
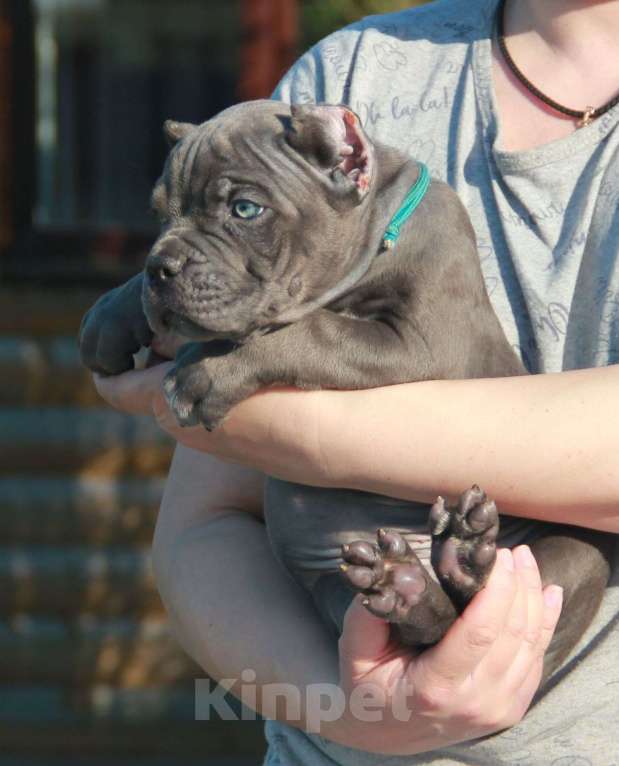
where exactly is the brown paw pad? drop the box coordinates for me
[340,529,429,621]
[430,485,499,604]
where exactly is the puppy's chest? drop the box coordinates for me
[263,477,433,591]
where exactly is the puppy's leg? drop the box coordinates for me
[529,529,612,683]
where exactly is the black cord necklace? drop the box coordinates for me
[496,0,619,127]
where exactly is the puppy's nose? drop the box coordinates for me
[146,252,184,284]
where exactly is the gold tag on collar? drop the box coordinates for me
[578,106,596,128]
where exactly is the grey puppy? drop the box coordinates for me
[80,100,612,683]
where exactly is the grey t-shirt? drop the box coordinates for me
[265,0,619,763]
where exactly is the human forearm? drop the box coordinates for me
[154,511,339,693]
[153,446,339,708]
[94,363,619,531]
[324,366,619,532]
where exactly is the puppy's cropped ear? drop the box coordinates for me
[285,104,374,205]
[163,119,197,147]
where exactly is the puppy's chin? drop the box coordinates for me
[144,301,205,340]
[163,311,218,341]
[145,301,248,345]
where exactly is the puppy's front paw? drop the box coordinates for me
[79,273,152,375]
[163,343,245,431]
[163,362,211,428]
[163,362,232,431]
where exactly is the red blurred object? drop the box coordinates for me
[238,0,299,100]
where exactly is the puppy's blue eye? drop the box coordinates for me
[232,199,264,219]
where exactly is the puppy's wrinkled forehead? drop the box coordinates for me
[208,100,290,156]
[154,100,374,217]
[167,102,291,195]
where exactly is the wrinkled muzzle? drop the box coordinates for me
[142,232,263,341]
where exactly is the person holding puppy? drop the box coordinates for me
[93,0,619,763]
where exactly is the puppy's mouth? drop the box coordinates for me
[143,278,243,341]
[142,274,269,343]
[160,310,221,341]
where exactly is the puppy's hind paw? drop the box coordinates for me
[340,530,429,621]
[430,485,499,608]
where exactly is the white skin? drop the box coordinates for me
[94,0,619,755]
[495,0,619,151]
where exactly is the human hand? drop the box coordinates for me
[92,360,333,480]
[322,545,563,755]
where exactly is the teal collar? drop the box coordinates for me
[382,163,430,251]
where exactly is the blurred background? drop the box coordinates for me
[0,1,426,763]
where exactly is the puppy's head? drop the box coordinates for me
[142,100,376,341]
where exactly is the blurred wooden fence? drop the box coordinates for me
[0,286,266,762]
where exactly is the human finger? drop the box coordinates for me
[93,363,173,415]
[481,545,541,681]
[497,545,547,689]
[502,583,563,723]
[339,595,393,678]
[422,549,517,685]
[537,584,564,653]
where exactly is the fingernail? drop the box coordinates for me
[544,585,563,609]
[514,545,535,568]
[498,548,514,571]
